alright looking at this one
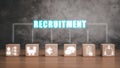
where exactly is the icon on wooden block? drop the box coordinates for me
[6,44,20,56]
[25,44,39,56]
[82,44,96,56]
[45,44,58,56]
[101,44,115,56]
[64,44,76,56]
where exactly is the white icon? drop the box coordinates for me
[27,46,37,56]
[13,46,17,56]
[65,46,75,55]
[86,46,93,56]
[6,47,11,55]
[104,45,114,56]
[46,47,53,55]
[6,46,18,56]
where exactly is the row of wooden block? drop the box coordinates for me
[5,44,115,57]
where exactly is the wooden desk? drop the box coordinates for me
[0,50,120,68]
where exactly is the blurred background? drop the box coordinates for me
[0,0,120,49]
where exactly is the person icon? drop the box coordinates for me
[86,46,93,56]
[6,47,11,55]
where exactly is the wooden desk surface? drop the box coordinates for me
[0,50,120,68]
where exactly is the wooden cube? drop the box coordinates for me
[82,44,96,56]
[45,44,58,56]
[25,44,39,56]
[64,44,76,56]
[101,44,115,56]
[6,44,20,56]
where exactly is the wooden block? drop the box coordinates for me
[25,44,39,56]
[64,44,76,56]
[101,44,115,56]
[45,44,58,56]
[6,44,20,56]
[82,44,96,56]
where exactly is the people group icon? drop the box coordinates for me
[4,44,115,57]
[26,46,37,56]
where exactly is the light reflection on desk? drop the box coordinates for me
[0,50,119,68]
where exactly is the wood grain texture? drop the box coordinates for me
[0,50,120,68]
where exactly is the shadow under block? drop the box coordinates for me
[64,44,76,56]
[6,44,20,56]
[45,44,58,56]
[101,44,115,56]
[25,44,39,56]
[82,44,96,56]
